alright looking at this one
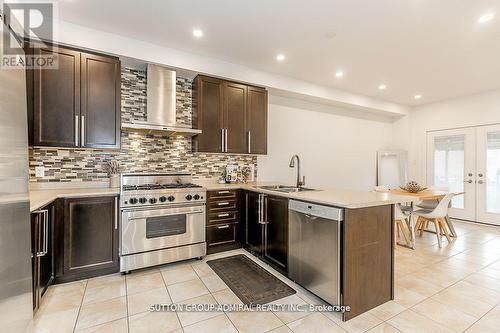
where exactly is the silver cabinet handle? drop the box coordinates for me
[258,194,262,224]
[221,128,224,152]
[43,210,48,255]
[218,213,230,218]
[81,115,85,146]
[75,115,79,146]
[114,197,118,230]
[217,225,230,229]
[225,128,228,152]
[247,131,251,153]
[33,209,49,256]
[218,191,230,194]
[263,195,268,224]
[217,202,230,206]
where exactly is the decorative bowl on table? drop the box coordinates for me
[400,181,427,193]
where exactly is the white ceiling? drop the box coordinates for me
[55,0,500,106]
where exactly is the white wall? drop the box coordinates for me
[394,90,500,183]
[257,96,394,191]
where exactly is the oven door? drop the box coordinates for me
[121,204,206,255]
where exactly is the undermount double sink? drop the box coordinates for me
[256,185,319,193]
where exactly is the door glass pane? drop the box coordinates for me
[486,131,500,213]
[433,135,465,208]
[146,214,186,238]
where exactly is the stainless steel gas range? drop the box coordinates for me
[119,173,207,272]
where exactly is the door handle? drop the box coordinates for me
[247,131,251,153]
[33,209,49,256]
[75,115,79,146]
[114,197,118,230]
[224,129,228,152]
[221,128,224,152]
[81,115,85,146]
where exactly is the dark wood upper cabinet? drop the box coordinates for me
[263,195,288,272]
[193,75,267,154]
[59,196,119,282]
[192,75,224,153]
[28,43,120,149]
[81,53,121,149]
[223,81,247,153]
[246,86,268,154]
[33,47,80,147]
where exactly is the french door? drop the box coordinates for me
[427,125,500,225]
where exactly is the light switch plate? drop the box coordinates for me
[35,166,45,178]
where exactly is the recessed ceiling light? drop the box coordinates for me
[276,54,285,62]
[478,12,495,24]
[335,71,344,78]
[192,29,204,38]
[414,94,422,100]
[378,84,387,90]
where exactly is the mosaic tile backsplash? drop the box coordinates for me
[29,67,257,183]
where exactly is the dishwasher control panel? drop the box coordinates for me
[289,200,344,221]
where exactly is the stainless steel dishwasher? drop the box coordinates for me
[288,200,343,305]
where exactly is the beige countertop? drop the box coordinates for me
[29,180,414,212]
[30,187,119,212]
[197,180,415,209]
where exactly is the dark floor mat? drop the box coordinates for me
[206,254,296,306]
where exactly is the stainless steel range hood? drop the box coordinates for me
[122,64,201,136]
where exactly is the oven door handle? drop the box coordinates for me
[126,210,204,221]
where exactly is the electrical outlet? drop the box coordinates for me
[35,166,45,178]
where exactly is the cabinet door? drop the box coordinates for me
[193,76,224,153]
[263,195,288,272]
[33,47,80,147]
[246,86,268,154]
[63,196,119,280]
[244,191,263,255]
[81,53,121,149]
[223,81,247,153]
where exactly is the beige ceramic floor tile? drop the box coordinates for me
[167,278,209,302]
[161,265,199,286]
[127,287,172,316]
[176,294,221,327]
[38,289,83,315]
[76,318,128,332]
[465,272,500,292]
[396,275,443,298]
[227,310,283,333]
[183,313,237,333]
[33,307,80,333]
[388,309,455,333]
[75,297,127,331]
[212,288,243,305]
[200,273,228,293]
[412,298,477,332]
[337,312,382,333]
[269,294,310,324]
[128,311,181,333]
[83,280,127,305]
[365,323,402,333]
[478,267,500,280]
[86,274,125,289]
[191,262,216,277]
[368,301,406,321]
[126,272,166,295]
[465,304,500,333]
[394,286,427,308]
[430,287,496,318]
[45,280,87,297]
[287,313,346,333]
[268,326,294,333]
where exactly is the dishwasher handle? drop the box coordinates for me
[289,200,344,221]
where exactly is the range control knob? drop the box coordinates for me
[129,198,138,205]
[193,194,200,200]
[167,195,175,202]
[149,198,157,204]
[139,197,147,204]
[159,196,167,203]
[185,194,193,201]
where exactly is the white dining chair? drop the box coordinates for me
[413,193,454,248]
[394,203,411,246]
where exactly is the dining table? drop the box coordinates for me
[389,188,463,249]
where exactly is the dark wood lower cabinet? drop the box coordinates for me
[243,191,288,274]
[206,190,241,254]
[55,196,119,283]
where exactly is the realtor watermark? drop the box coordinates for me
[150,303,351,313]
[1,0,58,69]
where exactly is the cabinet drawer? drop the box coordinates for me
[208,211,238,225]
[207,223,238,247]
[208,190,238,200]
[208,199,237,212]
